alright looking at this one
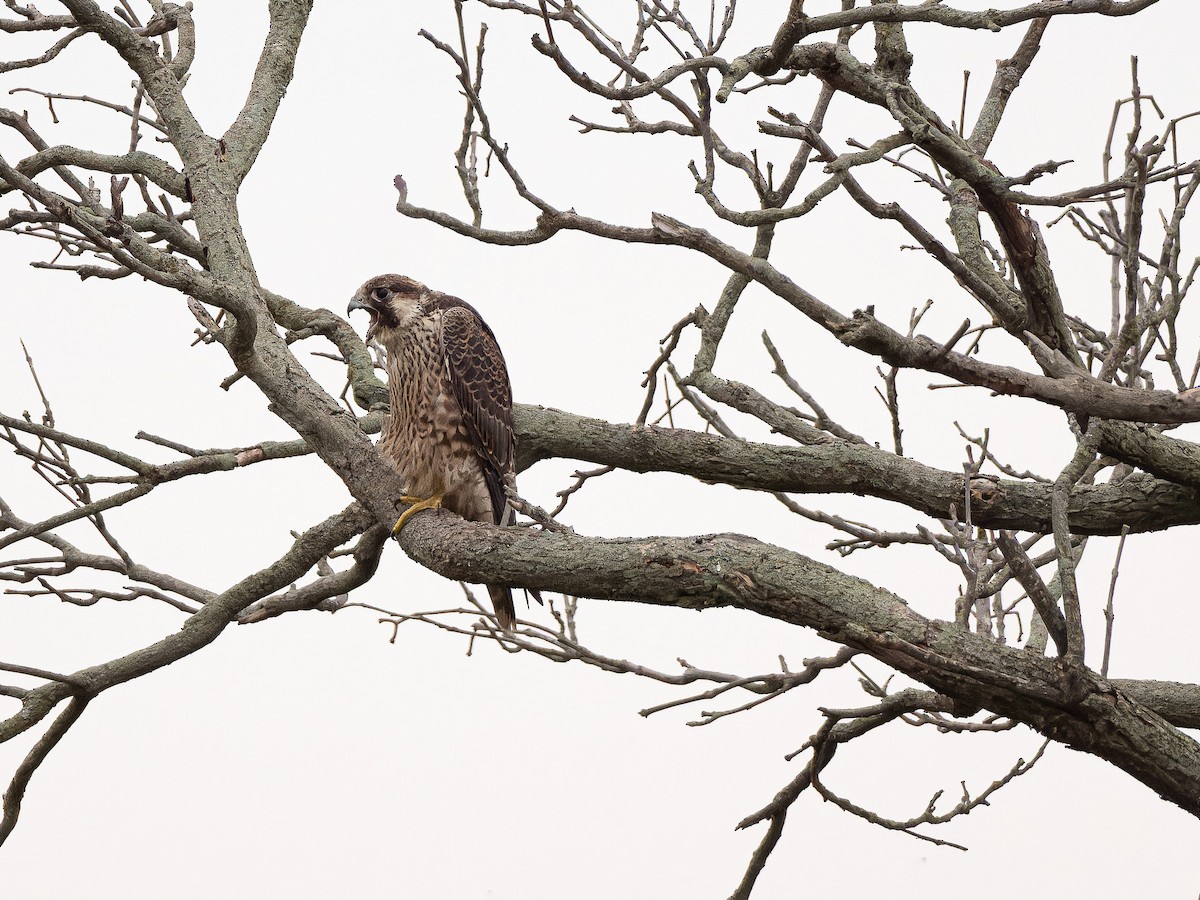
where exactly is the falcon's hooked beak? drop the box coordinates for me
[347,292,381,342]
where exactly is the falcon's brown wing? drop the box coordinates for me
[437,298,515,524]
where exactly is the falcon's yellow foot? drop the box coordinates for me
[392,494,444,537]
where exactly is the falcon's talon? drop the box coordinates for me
[392,494,444,536]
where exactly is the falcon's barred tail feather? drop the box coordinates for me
[489,584,516,631]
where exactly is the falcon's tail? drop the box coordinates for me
[488,584,516,631]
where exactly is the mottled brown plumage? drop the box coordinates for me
[348,274,517,629]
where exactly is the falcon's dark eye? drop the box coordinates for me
[372,287,389,301]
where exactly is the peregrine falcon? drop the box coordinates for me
[348,274,518,630]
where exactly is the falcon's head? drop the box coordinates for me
[347,274,428,343]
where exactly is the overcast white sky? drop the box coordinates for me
[2,2,1198,897]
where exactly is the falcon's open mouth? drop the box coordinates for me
[347,296,380,342]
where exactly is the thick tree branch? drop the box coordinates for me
[747,0,1161,79]
[514,406,1200,535]
[221,0,313,182]
[392,512,1200,816]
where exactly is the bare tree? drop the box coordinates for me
[2,1,1199,895]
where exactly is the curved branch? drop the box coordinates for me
[749,0,1161,78]
[0,26,85,73]
[529,33,726,101]
[238,524,388,623]
[13,145,186,197]
[221,0,314,183]
[393,511,1200,816]
[397,178,1200,424]
[0,696,88,846]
